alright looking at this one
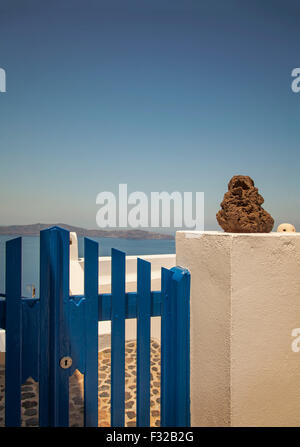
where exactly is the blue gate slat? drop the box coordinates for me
[5,237,22,427]
[171,267,191,427]
[136,258,151,427]
[22,299,40,383]
[68,298,86,377]
[160,267,175,426]
[39,227,71,427]
[111,248,126,427]
[39,228,50,426]
[83,237,99,427]
[161,267,191,427]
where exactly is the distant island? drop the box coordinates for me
[0,223,174,240]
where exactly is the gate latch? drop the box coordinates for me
[60,356,72,369]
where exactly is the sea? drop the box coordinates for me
[0,235,175,297]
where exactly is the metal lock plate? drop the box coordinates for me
[60,356,72,369]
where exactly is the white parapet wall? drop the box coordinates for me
[176,230,300,427]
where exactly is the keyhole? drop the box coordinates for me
[60,356,72,369]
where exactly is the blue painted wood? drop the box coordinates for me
[136,258,151,427]
[83,237,99,427]
[160,266,191,427]
[5,237,22,427]
[39,228,52,426]
[171,267,191,427]
[68,297,86,377]
[160,267,175,427]
[111,248,126,427]
[0,291,162,331]
[22,298,40,383]
[2,224,190,427]
[99,290,162,321]
[39,227,71,426]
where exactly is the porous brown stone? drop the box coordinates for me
[216,175,274,233]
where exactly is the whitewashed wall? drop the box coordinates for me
[176,230,300,427]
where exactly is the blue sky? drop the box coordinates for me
[0,0,300,232]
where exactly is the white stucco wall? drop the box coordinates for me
[176,230,300,427]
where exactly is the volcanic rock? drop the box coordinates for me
[216,175,274,233]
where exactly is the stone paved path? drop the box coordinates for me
[0,339,161,427]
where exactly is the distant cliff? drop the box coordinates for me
[0,223,174,240]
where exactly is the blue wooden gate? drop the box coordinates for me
[0,226,190,427]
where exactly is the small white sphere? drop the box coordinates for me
[277,223,296,233]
